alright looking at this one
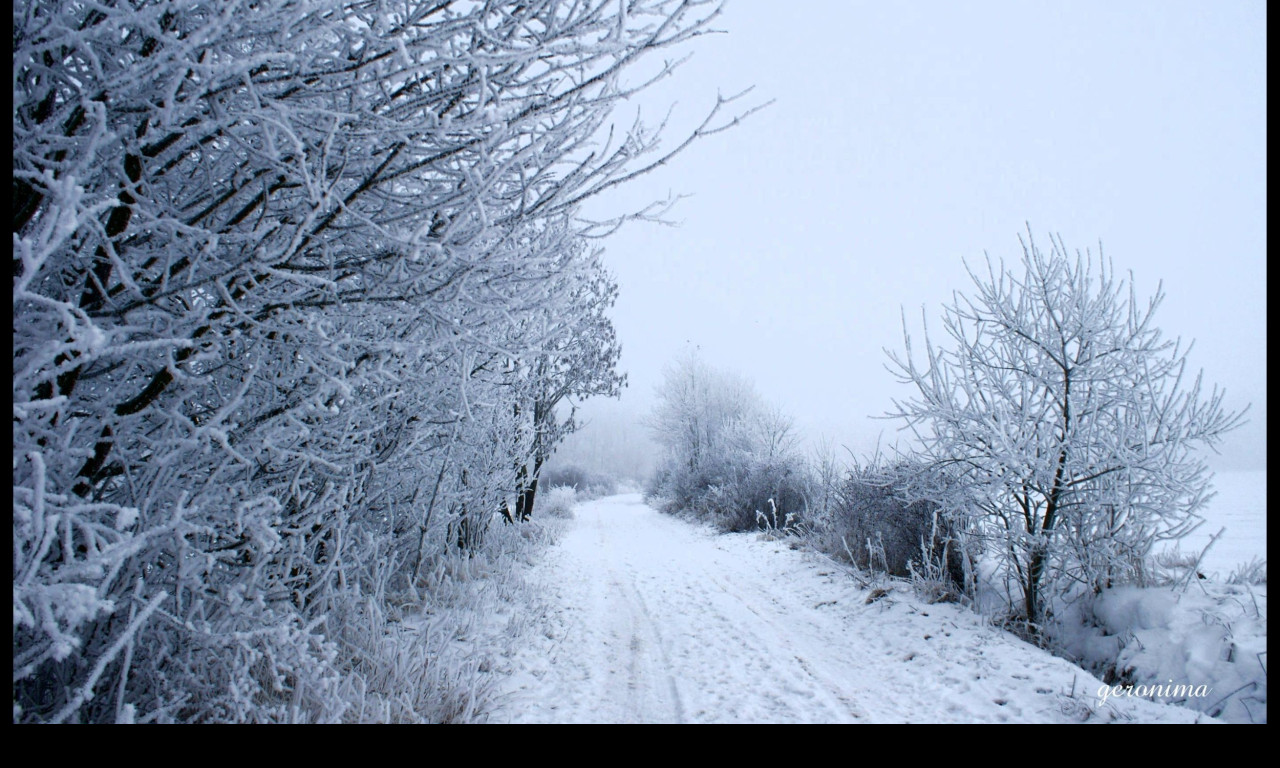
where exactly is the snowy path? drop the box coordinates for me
[493,494,1207,723]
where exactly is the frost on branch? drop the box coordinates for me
[885,229,1246,635]
[13,0,747,722]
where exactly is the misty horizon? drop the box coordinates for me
[559,0,1264,476]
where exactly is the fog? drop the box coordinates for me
[568,0,1266,474]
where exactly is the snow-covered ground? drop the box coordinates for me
[491,494,1209,723]
[1062,581,1267,723]
[1055,470,1268,724]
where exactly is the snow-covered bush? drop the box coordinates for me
[539,487,579,520]
[1052,583,1267,723]
[808,462,966,592]
[701,451,809,533]
[539,465,618,500]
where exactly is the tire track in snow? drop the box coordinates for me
[495,494,1208,724]
[701,572,866,721]
[500,494,868,722]
[611,571,686,723]
[589,501,683,723]
[587,496,866,722]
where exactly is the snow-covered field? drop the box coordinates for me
[491,494,1209,723]
[1163,470,1267,578]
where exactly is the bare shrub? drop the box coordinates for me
[646,353,808,533]
[822,465,965,592]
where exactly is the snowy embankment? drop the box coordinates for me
[1059,582,1267,723]
[1060,469,1267,724]
[489,494,1207,723]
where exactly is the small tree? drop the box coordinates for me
[646,352,806,531]
[647,351,757,482]
[886,229,1245,632]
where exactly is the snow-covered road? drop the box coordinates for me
[493,494,1207,723]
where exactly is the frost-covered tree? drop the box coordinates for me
[14,0,752,722]
[498,233,625,523]
[647,352,756,477]
[886,230,1246,630]
[646,353,806,531]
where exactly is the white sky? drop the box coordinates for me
[579,0,1267,470]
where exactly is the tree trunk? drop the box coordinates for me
[1025,546,1046,632]
[519,469,540,522]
